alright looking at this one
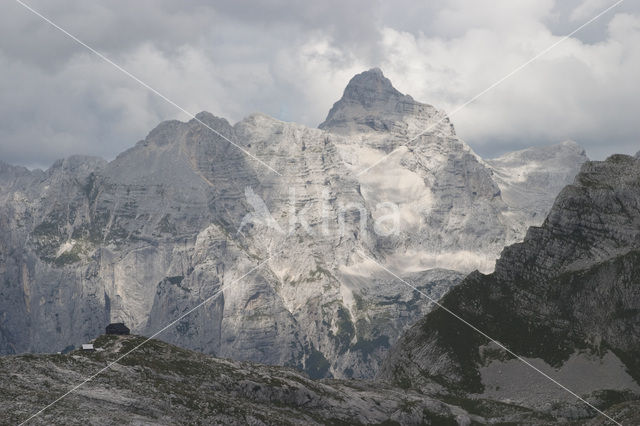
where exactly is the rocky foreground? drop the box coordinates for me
[4,333,627,425]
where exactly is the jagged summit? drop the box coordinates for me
[488,140,586,166]
[319,68,454,138]
[48,155,107,172]
[338,67,405,107]
[560,139,586,151]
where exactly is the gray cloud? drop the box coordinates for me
[0,0,638,168]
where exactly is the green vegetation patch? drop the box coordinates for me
[329,306,355,354]
[32,221,60,237]
[53,242,89,266]
[305,347,330,379]
[352,335,389,361]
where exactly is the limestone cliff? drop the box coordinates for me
[0,69,586,380]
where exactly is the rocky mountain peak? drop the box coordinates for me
[192,111,233,131]
[339,67,405,107]
[142,111,233,149]
[46,155,107,181]
[0,161,32,177]
[560,139,586,152]
[319,68,453,138]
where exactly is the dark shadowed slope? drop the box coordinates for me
[379,154,640,420]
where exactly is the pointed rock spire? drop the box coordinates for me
[319,68,453,138]
[339,68,404,107]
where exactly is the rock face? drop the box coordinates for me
[486,140,587,243]
[321,69,588,273]
[379,154,640,418]
[0,69,586,380]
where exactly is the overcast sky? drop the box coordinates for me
[1,0,639,169]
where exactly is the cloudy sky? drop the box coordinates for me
[1,0,639,169]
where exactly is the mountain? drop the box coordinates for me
[486,140,587,242]
[0,69,586,380]
[319,67,455,140]
[0,334,579,425]
[6,156,639,424]
[321,69,588,273]
[379,154,640,420]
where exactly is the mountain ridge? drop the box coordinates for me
[0,69,588,381]
[378,153,640,418]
